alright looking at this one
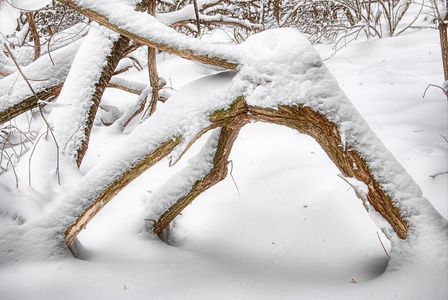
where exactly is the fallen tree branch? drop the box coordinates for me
[107,77,147,95]
[0,40,81,125]
[64,136,182,245]
[154,123,246,235]
[58,0,239,70]
[0,83,63,125]
[74,33,130,167]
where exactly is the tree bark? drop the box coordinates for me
[0,83,63,125]
[65,136,182,245]
[27,12,41,61]
[247,103,408,239]
[153,123,246,234]
[75,34,130,167]
[58,0,239,70]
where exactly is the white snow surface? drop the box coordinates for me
[0,24,446,300]
[0,2,20,35]
[0,0,51,34]
[10,0,51,11]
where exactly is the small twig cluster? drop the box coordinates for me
[0,119,37,187]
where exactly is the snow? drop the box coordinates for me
[144,128,221,225]
[48,23,120,161]
[0,2,20,35]
[62,0,241,65]
[0,18,447,300]
[10,0,52,11]
[0,0,52,34]
[0,39,82,111]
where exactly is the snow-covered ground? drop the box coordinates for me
[0,27,446,299]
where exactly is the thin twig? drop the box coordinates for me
[4,43,61,185]
[377,231,390,259]
[3,43,38,96]
[192,0,201,36]
[28,132,45,186]
[337,174,369,212]
[429,171,448,178]
[423,84,448,99]
[228,160,240,197]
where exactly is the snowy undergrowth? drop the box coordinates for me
[0,27,446,299]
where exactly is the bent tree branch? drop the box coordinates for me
[64,136,182,245]
[0,84,63,125]
[153,122,248,234]
[152,97,408,238]
[55,0,409,247]
[64,95,408,246]
[0,41,82,126]
[58,0,239,70]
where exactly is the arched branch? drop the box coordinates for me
[248,104,408,239]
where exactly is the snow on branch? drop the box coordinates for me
[47,24,128,167]
[158,2,261,32]
[58,0,240,70]
[0,39,82,125]
[58,28,446,246]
